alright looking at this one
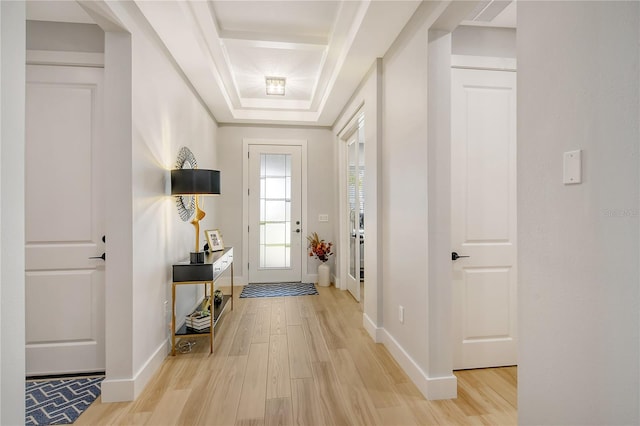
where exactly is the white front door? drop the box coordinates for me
[248,145,303,283]
[345,120,364,301]
[25,65,105,375]
[451,67,517,370]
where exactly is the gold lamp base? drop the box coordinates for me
[190,195,206,264]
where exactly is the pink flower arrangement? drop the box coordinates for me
[307,232,333,263]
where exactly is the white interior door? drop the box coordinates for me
[248,145,302,283]
[345,121,364,301]
[25,65,105,376]
[451,67,517,370]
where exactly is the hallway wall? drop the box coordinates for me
[518,2,640,424]
[0,2,26,423]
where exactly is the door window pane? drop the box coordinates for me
[260,153,292,268]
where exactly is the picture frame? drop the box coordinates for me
[205,229,224,252]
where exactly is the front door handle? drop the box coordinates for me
[89,253,106,260]
[451,252,469,261]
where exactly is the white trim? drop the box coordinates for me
[337,109,364,298]
[332,274,340,290]
[242,138,308,284]
[451,54,516,72]
[101,339,169,402]
[26,50,105,68]
[379,328,457,401]
[362,313,382,343]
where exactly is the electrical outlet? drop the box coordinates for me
[164,300,169,316]
[399,305,404,324]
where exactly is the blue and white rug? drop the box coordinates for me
[26,376,103,425]
[240,282,319,298]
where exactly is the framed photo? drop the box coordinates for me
[205,229,224,252]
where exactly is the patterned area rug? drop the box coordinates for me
[26,376,103,425]
[240,282,319,298]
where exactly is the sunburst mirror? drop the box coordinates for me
[174,146,197,221]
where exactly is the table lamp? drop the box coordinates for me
[171,168,220,263]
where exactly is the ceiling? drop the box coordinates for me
[26,0,516,127]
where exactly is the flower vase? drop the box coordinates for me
[317,263,330,287]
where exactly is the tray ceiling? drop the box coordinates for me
[26,1,516,126]
[134,0,422,126]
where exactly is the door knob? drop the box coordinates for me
[451,252,469,261]
[295,229,301,233]
[89,253,106,260]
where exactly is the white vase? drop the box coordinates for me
[317,263,330,287]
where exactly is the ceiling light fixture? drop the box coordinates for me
[265,76,286,96]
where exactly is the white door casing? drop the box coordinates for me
[25,65,105,375]
[451,67,517,370]
[247,143,303,283]
[344,118,364,302]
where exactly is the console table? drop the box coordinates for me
[171,247,233,355]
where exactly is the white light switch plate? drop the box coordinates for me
[563,150,582,184]
[318,214,329,222]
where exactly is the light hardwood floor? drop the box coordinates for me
[77,285,517,425]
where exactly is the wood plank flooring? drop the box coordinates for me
[77,285,517,425]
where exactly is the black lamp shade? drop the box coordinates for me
[171,169,220,195]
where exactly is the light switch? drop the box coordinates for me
[563,150,582,184]
[318,214,329,222]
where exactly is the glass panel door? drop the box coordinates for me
[346,119,364,301]
[249,144,302,283]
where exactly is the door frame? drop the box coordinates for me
[242,138,309,284]
[337,109,364,297]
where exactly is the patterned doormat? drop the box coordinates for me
[240,282,318,298]
[26,376,103,425]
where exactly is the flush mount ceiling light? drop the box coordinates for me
[265,76,286,96]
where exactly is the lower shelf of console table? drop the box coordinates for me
[174,294,231,336]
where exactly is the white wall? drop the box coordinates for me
[452,25,516,58]
[217,125,334,284]
[129,11,218,375]
[381,2,431,382]
[332,60,382,334]
[0,2,26,424]
[26,21,104,53]
[96,2,219,401]
[518,2,639,424]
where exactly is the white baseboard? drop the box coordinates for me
[333,275,341,290]
[379,329,457,400]
[101,338,169,402]
[363,313,382,342]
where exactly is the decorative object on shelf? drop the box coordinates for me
[171,147,221,264]
[205,229,224,252]
[185,310,210,331]
[213,289,223,306]
[307,232,333,287]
